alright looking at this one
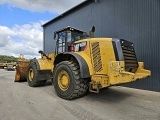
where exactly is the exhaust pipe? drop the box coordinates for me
[89,26,95,38]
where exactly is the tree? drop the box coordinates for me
[0,55,18,63]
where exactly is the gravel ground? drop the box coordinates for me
[0,69,160,120]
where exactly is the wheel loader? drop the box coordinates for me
[0,61,7,69]
[15,26,151,100]
[15,54,30,82]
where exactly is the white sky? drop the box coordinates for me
[0,0,85,59]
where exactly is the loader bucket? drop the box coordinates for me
[14,61,30,82]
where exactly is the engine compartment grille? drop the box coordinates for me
[91,42,103,72]
[120,39,138,73]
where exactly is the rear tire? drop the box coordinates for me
[53,61,89,100]
[27,62,46,87]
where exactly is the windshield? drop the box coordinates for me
[67,31,88,42]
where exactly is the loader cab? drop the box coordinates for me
[54,26,88,54]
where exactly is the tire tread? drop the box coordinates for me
[27,62,46,87]
[54,61,89,100]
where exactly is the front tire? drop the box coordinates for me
[53,61,89,100]
[27,62,46,87]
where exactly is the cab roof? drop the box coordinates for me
[54,26,87,34]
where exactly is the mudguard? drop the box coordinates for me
[54,52,90,78]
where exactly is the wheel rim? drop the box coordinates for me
[28,68,34,81]
[58,70,70,91]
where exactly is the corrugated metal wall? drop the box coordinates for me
[43,0,160,92]
[119,0,160,91]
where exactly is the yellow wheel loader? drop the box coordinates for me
[0,62,7,69]
[15,54,30,82]
[15,26,151,100]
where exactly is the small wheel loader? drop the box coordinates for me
[15,26,151,100]
[0,62,7,69]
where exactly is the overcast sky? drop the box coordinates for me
[0,0,85,58]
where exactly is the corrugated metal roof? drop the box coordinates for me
[42,0,94,27]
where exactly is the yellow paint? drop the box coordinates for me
[31,38,151,92]
[107,61,151,85]
[89,38,116,74]
[91,75,109,89]
[38,52,55,71]
[76,52,94,75]
[28,68,34,81]
[75,38,116,76]
[58,70,70,91]
[74,38,151,91]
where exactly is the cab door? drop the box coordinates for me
[56,32,66,54]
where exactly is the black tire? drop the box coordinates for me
[53,61,89,100]
[27,62,46,87]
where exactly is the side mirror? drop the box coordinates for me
[38,50,51,60]
[38,50,43,54]
[89,26,95,38]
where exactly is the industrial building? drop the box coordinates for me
[42,0,160,92]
